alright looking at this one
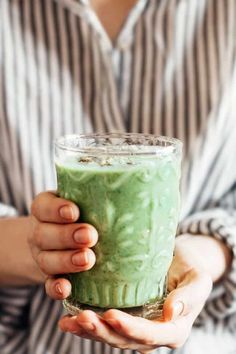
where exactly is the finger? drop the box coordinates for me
[59,315,104,341]
[102,309,181,347]
[31,191,79,223]
[58,315,90,337]
[34,222,98,250]
[37,248,96,275]
[60,311,154,351]
[45,277,71,300]
[163,269,213,321]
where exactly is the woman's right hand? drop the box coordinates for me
[28,191,98,300]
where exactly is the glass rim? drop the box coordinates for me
[54,133,182,157]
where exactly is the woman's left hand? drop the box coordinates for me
[59,235,213,353]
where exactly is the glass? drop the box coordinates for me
[54,133,182,319]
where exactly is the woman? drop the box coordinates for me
[0,0,236,353]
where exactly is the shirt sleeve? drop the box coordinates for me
[177,205,236,324]
[0,204,33,353]
[0,203,18,218]
[0,286,35,353]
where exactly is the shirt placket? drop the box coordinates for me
[83,0,149,132]
[54,0,148,132]
[80,0,148,51]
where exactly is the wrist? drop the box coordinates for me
[0,216,45,285]
[175,234,232,283]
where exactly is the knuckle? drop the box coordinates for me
[27,222,35,246]
[37,252,47,274]
[34,223,43,249]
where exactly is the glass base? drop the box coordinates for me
[63,297,164,320]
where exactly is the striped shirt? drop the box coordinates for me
[0,0,236,353]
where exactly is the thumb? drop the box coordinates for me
[163,269,213,322]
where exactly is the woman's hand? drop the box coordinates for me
[29,191,98,299]
[58,235,213,352]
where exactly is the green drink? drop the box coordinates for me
[55,134,182,318]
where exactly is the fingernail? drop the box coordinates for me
[105,319,121,330]
[79,322,95,331]
[59,206,74,220]
[172,301,185,320]
[72,252,88,266]
[55,283,63,295]
[73,228,91,244]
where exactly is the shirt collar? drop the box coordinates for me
[53,0,148,52]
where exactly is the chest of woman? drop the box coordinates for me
[0,0,235,214]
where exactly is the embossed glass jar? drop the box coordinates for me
[54,133,182,319]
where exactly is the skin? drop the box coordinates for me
[0,191,231,351]
[29,191,98,298]
[0,3,232,353]
[58,253,213,352]
[0,6,232,352]
[90,0,138,42]
[26,191,231,353]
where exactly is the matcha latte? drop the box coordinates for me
[54,134,182,318]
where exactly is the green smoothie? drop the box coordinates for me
[56,153,181,309]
